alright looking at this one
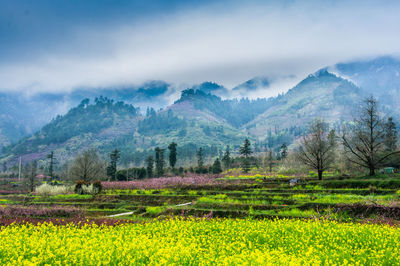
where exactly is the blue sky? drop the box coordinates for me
[1,0,400,95]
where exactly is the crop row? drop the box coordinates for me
[0,219,399,265]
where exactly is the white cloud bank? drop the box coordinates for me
[1,0,400,96]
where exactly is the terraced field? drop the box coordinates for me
[0,174,399,223]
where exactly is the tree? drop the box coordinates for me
[155,147,165,177]
[197,147,204,169]
[222,146,231,170]
[26,160,37,192]
[2,161,6,173]
[266,150,274,172]
[384,117,398,152]
[146,156,154,178]
[280,143,288,160]
[212,158,222,174]
[297,119,336,180]
[342,96,400,176]
[70,149,106,182]
[168,142,177,169]
[106,149,120,181]
[239,138,252,173]
[47,151,55,178]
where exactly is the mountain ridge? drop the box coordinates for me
[2,56,400,167]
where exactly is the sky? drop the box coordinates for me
[1,0,400,96]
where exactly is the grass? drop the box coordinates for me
[145,206,167,215]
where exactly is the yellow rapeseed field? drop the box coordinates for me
[0,218,399,265]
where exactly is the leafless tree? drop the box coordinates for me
[70,149,106,182]
[342,96,400,176]
[265,150,274,173]
[297,119,336,180]
[24,160,37,192]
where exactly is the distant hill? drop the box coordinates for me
[233,76,270,91]
[245,70,363,137]
[173,89,274,128]
[332,56,400,97]
[1,55,400,167]
[0,81,173,149]
[2,97,140,164]
[190,82,228,97]
[1,93,249,167]
[331,56,400,116]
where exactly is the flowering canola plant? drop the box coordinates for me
[0,218,399,265]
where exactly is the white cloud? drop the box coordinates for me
[0,0,400,95]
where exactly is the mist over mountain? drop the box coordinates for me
[330,56,400,116]
[232,77,270,96]
[1,56,400,167]
[0,81,174,148]
[331,56,400,97]
[190,82,228,97]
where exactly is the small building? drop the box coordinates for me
[383,167,395,174]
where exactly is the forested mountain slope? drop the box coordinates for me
[2,56,400,167]
[245,70,363,137]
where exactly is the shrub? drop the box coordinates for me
[75,180,102,195]
[35,184,73,196]
[93,180,103,194]
[369,186,377,194]
[74,180,87,195]
[82,184,95,194]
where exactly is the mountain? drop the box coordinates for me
[172,89,274,128]
[2,55,400,167]
[69,80,172,109]
[330,56,400,116]
[0,81,174,149]
[190,82,228,96]
[2,97,140,165]
[234,76,270,91]
[1,92,251,167]
[331,56,400,96]
[245,70,363,137]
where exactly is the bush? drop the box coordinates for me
[74,180,102,195]
[93,180,103,194]
[74,180,87,195]
[35,184,73,196]
[369,186,377,194]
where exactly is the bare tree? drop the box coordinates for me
[70,149,106,182]
[297,119,336,180]
[28,161,37,192]
[265,150,274,173]
[342,96,400,176]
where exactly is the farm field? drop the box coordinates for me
[0,172,400,264]
[1,173,400,223]
[1,218,399,265]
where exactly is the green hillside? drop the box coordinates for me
[0,71,383,168]
[245,71,363,138]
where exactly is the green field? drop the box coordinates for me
[0,172,400,264]
[1,218,399,265]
